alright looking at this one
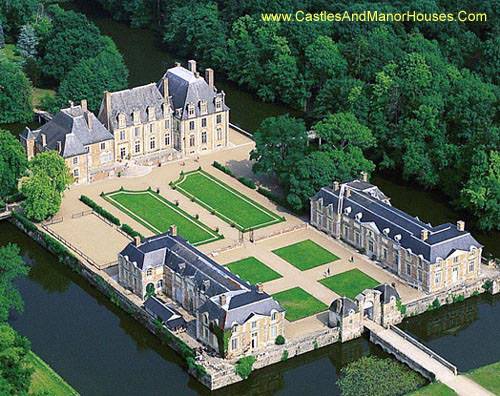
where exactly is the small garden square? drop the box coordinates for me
[272,239,339,271]
[272,287,328,322]
[226,257,282,285]
[319,269,379,299]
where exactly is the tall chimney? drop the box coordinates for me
[345,188,351,198]
[41,133,47,147]
[188,60,196,74]
[219,294,227,306]
[85,112,93,130]
[175,62,181,67]
[333,181,339,191]
[457,220,465,232]
[162,77,169,99]
[256,283,264,293]
[104,91,112,128]
[421,229,429,241]
[81,99,88,112]
[205,68,214,87]
[25,130,35,160]
[360,171,368,182]
[134,235,141,246]
[57,140,62,153]
[169,224,177,237]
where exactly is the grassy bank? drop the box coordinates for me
[28,351,79,396]
[467,361,500,395]
[409,382,456,395]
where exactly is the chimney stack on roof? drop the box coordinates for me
[57,140,62,154]
[345,188,351,198]
[41,133,47,147]
[169,224,177,237]
[162,77,169,100]
[85,111,93,130]
[360,171,369,182]
[175,61,181,67]
[134,235,141,246]
[205,68,214,88]
[457,220,465,232]
[81,99,88,112]
[333,181,340,191]
[219,294,227,306]
[256,283,264,294]
[188,60,197,74]
[104,91,112,128]
[421,229,429,241]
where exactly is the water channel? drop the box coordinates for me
[1,1,499,394]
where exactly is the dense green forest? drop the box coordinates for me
[0,0,128,116]
[94,0,498,230]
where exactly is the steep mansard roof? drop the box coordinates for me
[157,66,229,120]
[312,180,482,263]
[22,104,113,158]
[119,232,284,330]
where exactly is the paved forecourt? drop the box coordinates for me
[172,169,284,231]
[104,189,221,246]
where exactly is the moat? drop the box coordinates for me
[1,1,499,394]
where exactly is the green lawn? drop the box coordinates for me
[272,287,328,322]
[408,382,456,396]
[272,239,339,271]
[33,87,56,108]
[467,361,500,395]
[320,268,379,299]
[172,170,283,231]
[104,190,221,245]
[28,352,79,396]
[227,257,282,285]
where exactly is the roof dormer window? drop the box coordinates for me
[118,113,126,128]
[133,110,140,125]
[215,97,222,111]
[148,106,155,121]
[188,103,195,117]
[200,100,208,115]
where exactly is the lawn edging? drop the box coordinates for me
[28,351,79,396]
[171,168,284,232]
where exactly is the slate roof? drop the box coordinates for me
[119,232,284,329]
[374,284,400,304]
[312,180,482,263]
[99,83,167,129]
[144,297,185,330]
[158,65,229,120]
[329,297,359,317]
[199,287,285,330]
[24,105,113,158]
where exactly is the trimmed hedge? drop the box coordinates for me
[12,211,37,233]
[80,195,121,226]
[120,223,144,241]
[237,176,256,189]
[212,161,234,176]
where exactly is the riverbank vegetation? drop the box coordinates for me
[466,361,500,395]
[0,0,128,120]
[91,0,498,231]
[337,355,426,396]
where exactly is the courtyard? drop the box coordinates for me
[272,239,339,271]
[319,268,380,299]
[172,169,283,231]
[103,189,221,245]
[226,257,282,285]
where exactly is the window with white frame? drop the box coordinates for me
[215,97,222,110]
[406,263,411,275]
[119,130,126,141]
[201,118,207,127]
[188,104,195,117]
[271,326,277,338]
[435,271,442,284]
[271,312,278,321]
[165,119,170,129]
[72,157,79,165]
[189,121,195,130]
[135,142,140,153]
[189,135,195,147]
[134,127,140,138]
[73,168,79,177]
[164,134,170,146]
[216,114,222,124]
[201,131,207,144]
[251,321,257,330]
[100,142,106,150]
[146,268,152,276]
[216,127,222,140]
[150,137,156,150]
[468,261,475,272]
[231,337,238,351]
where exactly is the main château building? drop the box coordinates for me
[21,60,230,184]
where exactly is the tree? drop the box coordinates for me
[250,115,308,185]
[57,37,129,111]
[0,129,28,198]
[0,21,5,48]
[29,151,72,194]
[305,35,347,87]
[0,324,33,395]
[0,0,38,34]
[0,244,29,322]
[16,23,38,59]
[0,57,33,123]
[20,172,62,221]
[337,356,426,396]
[163,2,227,69]
[461,151,500,231]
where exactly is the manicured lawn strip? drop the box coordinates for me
[28,352,79,396]
[408,382,457,396]
[104,190,221,245]
[466,361,500,395]
[227,257,282,284]
[272,287,328,322]
[320,268,379,299]
[272,239,339,270]
[173,170,283,231]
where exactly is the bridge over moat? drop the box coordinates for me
[365,321,494,396]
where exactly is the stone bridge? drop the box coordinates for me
[365,321,494,396]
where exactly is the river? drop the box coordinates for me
[1,1,499,394]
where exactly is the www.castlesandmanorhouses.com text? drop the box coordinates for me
[261,10,488,23]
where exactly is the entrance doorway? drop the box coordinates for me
[363,301,374,320]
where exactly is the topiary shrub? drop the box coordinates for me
[281,350,288,362]
[212,161,233,176]
[235,355,256,379]
[275,335,285,345]
[237,176,256,189]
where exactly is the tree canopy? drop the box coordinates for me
[0,57,33,123]
[0,244,29,322]
[0,129,28,198]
